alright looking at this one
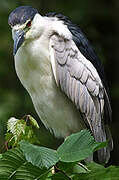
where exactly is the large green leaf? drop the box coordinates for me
[20,140,59,169]
[0,148,25,179]
[0,148,50,180]
[72,162,119,180]
[15,163,50,180]
[57,129,105,162]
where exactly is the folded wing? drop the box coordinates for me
[49,33,112,163]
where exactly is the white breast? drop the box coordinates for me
[14,30,85,138]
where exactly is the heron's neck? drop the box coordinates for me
[14,31,52,92]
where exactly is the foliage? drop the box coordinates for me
[0,146,119,179]
[72,163,119,180]
[0,148,50,180]
[0,115,118,179]
[20,140,59,169]
[57,130,106,162]
[5,115,40,148]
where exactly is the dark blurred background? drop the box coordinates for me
[0,0,119,165]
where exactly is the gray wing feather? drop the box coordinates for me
[49,34,111,163]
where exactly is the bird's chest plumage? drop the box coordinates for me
[14,37,85,138]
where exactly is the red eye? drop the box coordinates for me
[27,21,31,27]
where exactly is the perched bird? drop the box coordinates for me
[8,6,113,163]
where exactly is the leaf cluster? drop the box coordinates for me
[0,116,118,179]
[5,115,40,148]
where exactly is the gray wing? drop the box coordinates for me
[49,34,112,163]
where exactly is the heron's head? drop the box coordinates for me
[8,6,43,56]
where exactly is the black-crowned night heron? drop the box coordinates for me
[8,6,113,163]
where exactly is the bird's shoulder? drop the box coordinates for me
[46,12,106,89]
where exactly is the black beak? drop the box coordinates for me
[13,30,25,56]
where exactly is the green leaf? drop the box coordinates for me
[0,148,25,179]
[94,141,107,152]
[73,163,89,174]
[20,140,59,169]
[72,162,119,180]
[27,115,39,128]
[57,161,88,175]
[57,129,104,162]
[51,172,70,180]
[6,116,40,148]
[0,148,50,179]
[57,161,76,173]
[16,163,50,180]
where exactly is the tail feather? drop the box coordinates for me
[91,92,113,164]
[94,123,113,164]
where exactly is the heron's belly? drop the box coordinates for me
[28,74,86,138]
[15,41,86,138]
